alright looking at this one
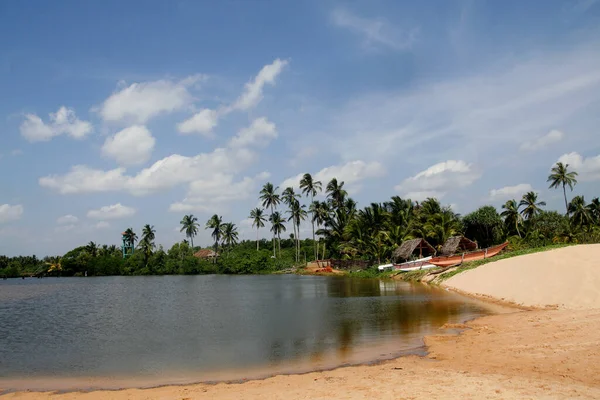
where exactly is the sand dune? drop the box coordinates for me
[444,244,600,309]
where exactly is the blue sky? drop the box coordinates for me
[1,0,600,256]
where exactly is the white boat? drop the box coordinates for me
[378,256,435,272]
[377,263,394,271]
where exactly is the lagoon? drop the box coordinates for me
[0,275,492,390]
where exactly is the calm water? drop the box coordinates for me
[0,275,493,390]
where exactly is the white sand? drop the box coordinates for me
[444,244,600,309]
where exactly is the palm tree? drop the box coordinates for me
[282,187,301,261]
[501,199,523,237]
[221,222,239,255]
[519,191,546,220]
[85,241,98,257]
[180,214,199,249]
[311,201,331,259]
[139,224,156,266]
[249,208,267,250]
[260,182,281,257]
[568,196,592,228]
[123,228,138,251]
[288,200,307,262]
[547,162,578,214]
[326,178,347,210]
[300,173,322,260]
[206,214,223,260]
[269,211,286,256]
[45,256,63,276]
[587,197,600,224]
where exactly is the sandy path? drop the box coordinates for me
[4,244,600,399]
[444,244,600,309]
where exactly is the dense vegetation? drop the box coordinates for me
[2,162,599,278]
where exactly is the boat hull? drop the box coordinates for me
[429,242,509,267]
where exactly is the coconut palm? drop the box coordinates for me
[221,222,239,255]
[501,199,523,237]
[260,182,281,257]
[269,211,286,256]
[519,191,546,220]
[568,196,592,228]
[139,224,156,265]
[300,173,322,260]
[547,162,578,214]
[587,197,600,224]
[123,228,138,248]
[282,187,301,261]
[180,214,199,249]
[85,241,98,257]
[45,256,63,275]
[249,208,267,250]
[287,200,307,262]
[326,178,347,210]
[206,214,223,259]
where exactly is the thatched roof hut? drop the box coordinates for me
[392,238,436,262]
[439,236,478,256]
[194,249,219,259]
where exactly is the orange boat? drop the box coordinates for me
[428,242,509,267]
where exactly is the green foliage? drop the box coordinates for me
[462,206,505,248]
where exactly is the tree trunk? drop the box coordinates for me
[297,222,301,264]
[311,194,316,261]
[563,184,569,215]
[278,233,281,256]
[256,228,259,251]
[271,205,276,258]
[516,221,521,238]
[191,236,194,250]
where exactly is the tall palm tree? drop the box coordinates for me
[568,196,592,228]
[299,173,322,260]
[269,211,286,256]
[249,208,267,251]
[587,197,600,224]
[140,224,156,265]
[123,228,137,256]
[221,222,239,255]
[206,214,223,261]
[326,178,347,210]
[501,199,523,237]
[260,182,281,257]
[547,162,578,214]
[519,191,546,220]
[282,187,301,261]
[85,241,98,257]
[288,200,307,262]
[180,214,199,249]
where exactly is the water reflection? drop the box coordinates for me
[0,275,491,382]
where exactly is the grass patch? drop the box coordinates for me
[436,243,572,281]
[395,268,436,282]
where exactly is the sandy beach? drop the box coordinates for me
[3,244,600,399]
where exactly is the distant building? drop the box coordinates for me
[193,249,219,260]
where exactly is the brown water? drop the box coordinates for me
[0,275,494,391]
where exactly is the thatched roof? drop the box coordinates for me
[194,249,219,259]
[392,238,436,262]
[439,236,478,256]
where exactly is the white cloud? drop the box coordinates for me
[331,8,417,51]
[98,75,204,124]
[229,117,277,148]
[231,59,288,111]
[557,152,600,181]
[177,109,218,137]
[20,107,93,142]
[87,203,136,220]
[0,204,24,224]
[281,160,386,194]
[488,183,533,201]
[169,172,265,213]
[94,221,110,229]
[101,125,156,166]
[57,214,79,224]
[40,147,256,196]
[520,130,564,151]
[395,160,481,199]
[54,224,76,233]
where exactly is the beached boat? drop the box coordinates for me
[377,256,435,272]
[428,242,509,267]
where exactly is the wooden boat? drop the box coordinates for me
[428,242,509,267]
[378,256,434,272]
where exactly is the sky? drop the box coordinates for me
[1,0,600,256]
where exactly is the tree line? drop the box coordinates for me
[2,162,599,278]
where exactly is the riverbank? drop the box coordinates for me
[3,245,600,399]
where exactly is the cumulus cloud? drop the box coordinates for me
[331,8,417,51]
[177,109,218,137]
[98,75,204,124]
[57,214,79,224]
[94,221,110,229]
[488,183,533,201]
[395,160,481,200]
[281,160,386,194]
[520,130,564,151]
[557,152,600,181]
[228,117,277,148]
[101,125,156,166]
[0,204,24,224]
[87,203,136,220]
[20,107,93,142]
[231,58,288,111]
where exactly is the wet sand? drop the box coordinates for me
[3,244,600,399]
